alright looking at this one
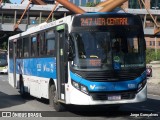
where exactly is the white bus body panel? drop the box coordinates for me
[8,72,55,99]
[22,75,54,99]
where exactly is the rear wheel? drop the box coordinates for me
[49,84,65,112]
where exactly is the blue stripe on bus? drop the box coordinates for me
[9,58,56,79]
[70,71,146,92]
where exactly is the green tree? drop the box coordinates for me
[86,2,100,7]
[146,48,160,63]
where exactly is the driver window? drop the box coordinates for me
[75,34,86,58]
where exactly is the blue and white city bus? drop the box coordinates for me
[8,12,147,111]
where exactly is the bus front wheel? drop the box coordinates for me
[49,84,65,112]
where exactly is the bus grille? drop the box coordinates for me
[85,71,138,81]
[73,68,144,81]
[90,92,136,100]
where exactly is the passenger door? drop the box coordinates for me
[56,24,68,102]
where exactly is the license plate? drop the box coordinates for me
[108,95,121,101]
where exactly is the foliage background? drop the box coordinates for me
[146,49,160,63]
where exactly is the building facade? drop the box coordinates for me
[123,0,160,49]
[43,0,101,6]
[69,0,101,6]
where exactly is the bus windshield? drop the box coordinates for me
[70,31,145,71]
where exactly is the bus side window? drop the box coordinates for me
[23,37,29,57]
[46,30,55,56]
[39,33,46,56]
[19,39,23,58]
[37,34,40,56]
[31,36,37,57]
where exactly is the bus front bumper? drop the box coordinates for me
[66,84,147,105]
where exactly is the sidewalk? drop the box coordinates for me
[147,82,160,96]
[147,61,160,96]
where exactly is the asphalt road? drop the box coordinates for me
[0,74,160,120]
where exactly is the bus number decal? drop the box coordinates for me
[81,18,92,26]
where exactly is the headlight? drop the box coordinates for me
[71,80,89,95]
[72,81,80,90]
[138,83,142,90]
[138,80,146,92]
[80,85,89,95]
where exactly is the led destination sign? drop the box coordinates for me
[80,17,128,26]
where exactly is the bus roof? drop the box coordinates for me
[8,15,72,41]
[8,12,138,41]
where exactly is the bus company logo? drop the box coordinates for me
[90,85,107,90]
[90,85,96,90]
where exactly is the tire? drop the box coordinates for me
[49,84,65,112]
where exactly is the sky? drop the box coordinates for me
[10,0,21,4]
